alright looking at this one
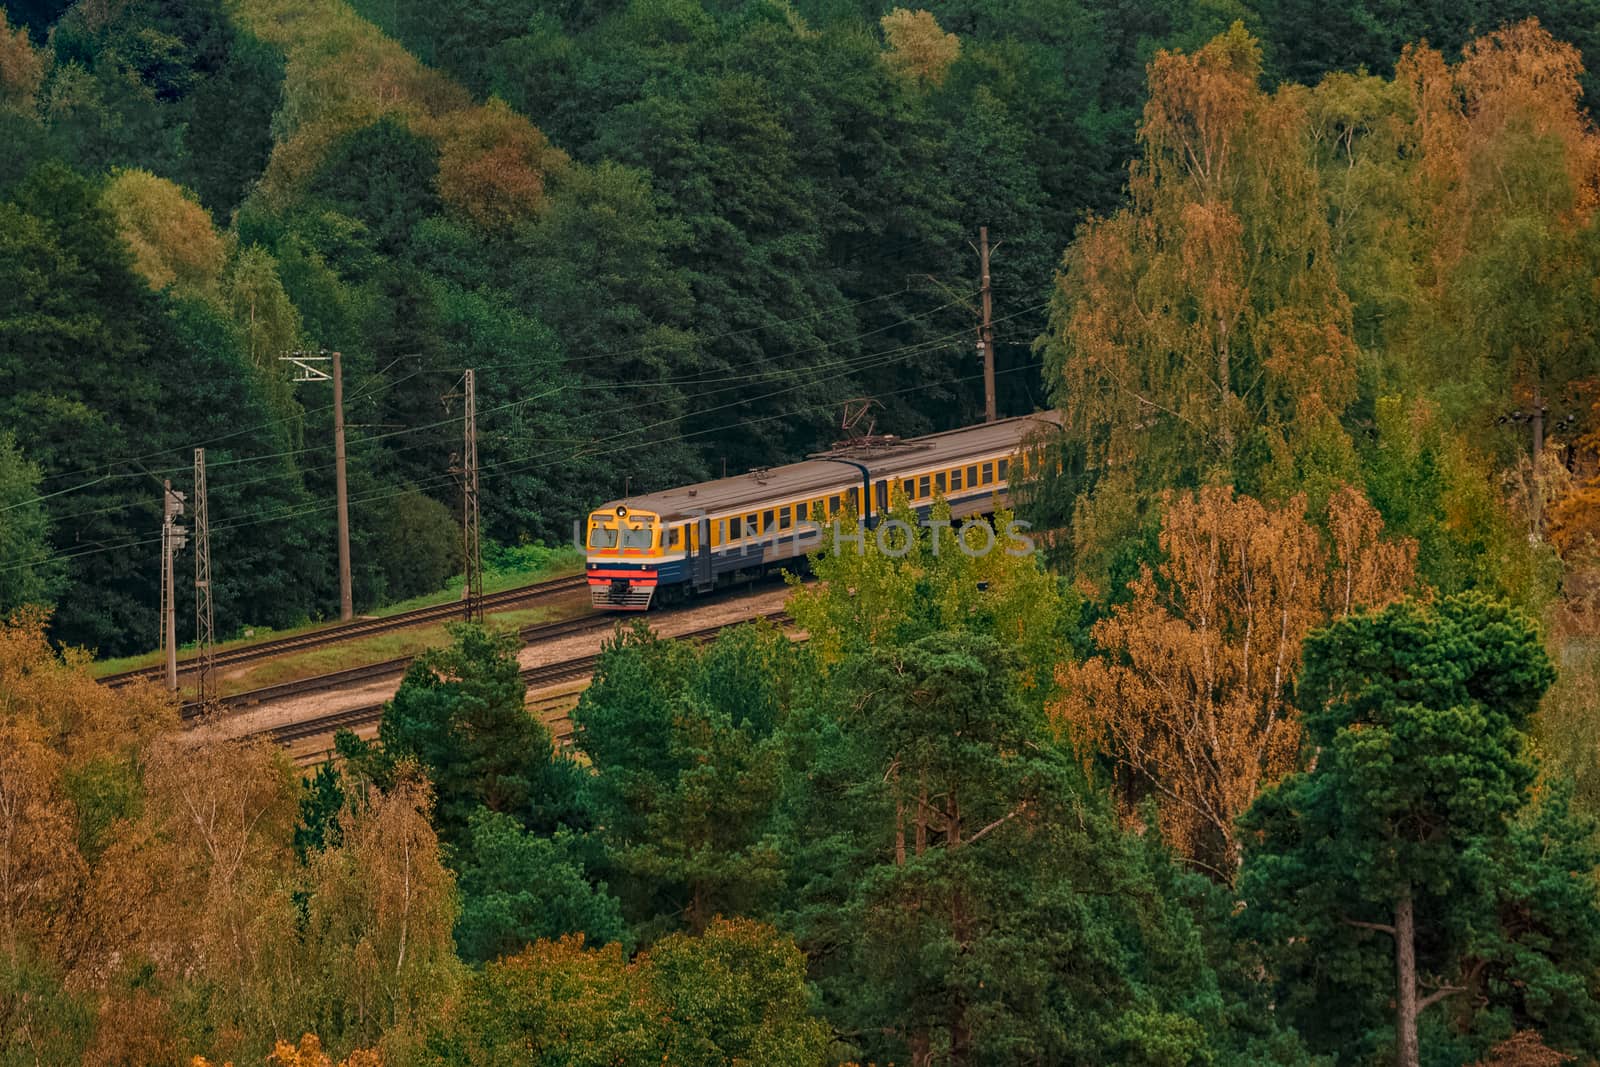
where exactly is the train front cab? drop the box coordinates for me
[585,507,663,610]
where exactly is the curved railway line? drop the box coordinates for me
[101,574,588,688]
[265,610,793,756]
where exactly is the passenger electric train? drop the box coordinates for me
[584,412,1060,610]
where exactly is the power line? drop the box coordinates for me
[20,280,981,507]
[199,334,1035,540]
[0,302,1044,577]
[461,284,940,372]
[14,296,985,522]
[193,361,1031,546]
[0,359,1038,579]
[29,356,419,489]
[47,301,1043,545]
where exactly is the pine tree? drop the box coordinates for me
[1239,594,1600,1064]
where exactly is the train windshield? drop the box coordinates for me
[621,522,654,550]
[587,520,618,549]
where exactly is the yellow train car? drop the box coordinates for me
[584,412,1059,609]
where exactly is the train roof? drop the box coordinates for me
[596,411,1062,523]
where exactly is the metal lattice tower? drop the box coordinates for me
[462,369,483,623]
[193,448,215,704]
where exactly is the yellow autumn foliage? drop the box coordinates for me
[0,8,43,112]
[437,98,567,227]
[190,1032,382,1067]
[879,9,960,87]
[1052,484,1416,872]
[232,0,567,227]
[101,169,227,293]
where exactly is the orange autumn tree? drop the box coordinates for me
[231,0,568,227]
[1051,485,1416,874]
[1391,22,1600,529]
[192,1033,381,1067]
[0,8,43,113]
[880,9,961,88]
[1041,23,1362,589]
[101,169,228,294]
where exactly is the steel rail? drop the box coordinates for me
[101,574,588,688]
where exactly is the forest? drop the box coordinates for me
[5,0,1600,1063]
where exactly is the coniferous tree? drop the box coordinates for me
[1239,594,1600,1065]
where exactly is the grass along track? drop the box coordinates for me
[272,610,792,759]
[102,575,588,688]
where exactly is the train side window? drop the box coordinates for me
[779,505,792,530]
[828,494,840,515]
[761,509,774,534]
[669,527,683,551]
[934,472,946,494]
[899,479,911,501]
[812,498,824,521]
[950,468,963,491]
[967,464,978,487]
[998,458,1010,481]
[918,475,930,498]
[728,516,741,540]
[981,462,994,484]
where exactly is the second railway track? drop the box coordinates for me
[179,608,617,719]
[101,574,588,688]
[265,610,793,752]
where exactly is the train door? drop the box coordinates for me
[695,516,713,591]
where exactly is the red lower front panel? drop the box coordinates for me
[587,567,658,610]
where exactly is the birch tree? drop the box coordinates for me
[1052,484,1415,872]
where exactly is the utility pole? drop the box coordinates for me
[193,448,215,704]
[281,349,352,620]
[1531,377,1550,539]
[332,351,352,620]
[977,226,997,423]
[461,369,483,623]
[161,480,186,691]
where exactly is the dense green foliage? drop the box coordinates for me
[18,0,1597,653]
[6,1,1600,1064]
[1240,595,1600,1062]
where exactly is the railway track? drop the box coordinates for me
[269,610,791,754]
[101,574,588,688]
[180,609,616,719]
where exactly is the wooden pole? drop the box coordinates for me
[332,350,352,620]
[979,227,996,423]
